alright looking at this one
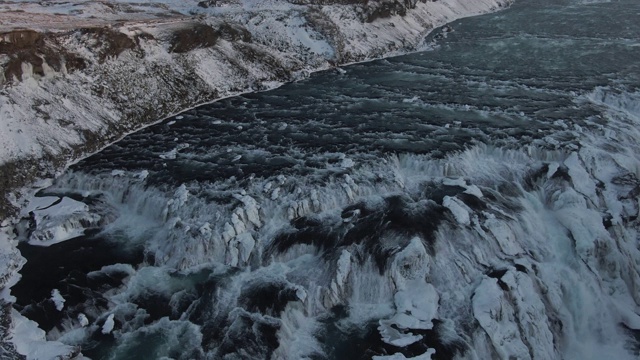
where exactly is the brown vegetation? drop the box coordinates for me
[169,23,219,53]
[0,29,86,83]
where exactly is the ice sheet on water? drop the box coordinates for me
[50,289,65,311]
[20,196,102,246]
[10,310,76,360]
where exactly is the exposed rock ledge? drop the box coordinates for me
[0,0,511,357]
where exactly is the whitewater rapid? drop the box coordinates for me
[9,0,640,359]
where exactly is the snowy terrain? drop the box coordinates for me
[0,0,514,357]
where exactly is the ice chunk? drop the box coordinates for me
[226,244,239,267]
[552,188,608,261]
[222,222,236,243]
[464,184,483,198]
[11,310,76,360]
[264,182,273,192]
[341,157,355,169]
[443,196,470,226]
[159,148,177,159]
[484,218,523,256]
[443,177,466,187]
[379,238,438,348]
[271,187,281,200]
[231,212,246,235]
[564,152,598,203]
[295,286,307,302]
[78,313,89,327]
[336,250,352,288]
[136,170,149,180]
[235,233,256,263]
[387,280,439,331]
[402,96,420,103]
[27,196,100,246]
[327,250,353,304]
[102,314,115,334]
[373,350,435,359]
[472,277,531,360]
[50,289,65,311]
[547,162,560,178]
[501,271,556,359]
[377,323,423,347]
[233,194,261,227]
[173,185,189,206]
[390,237,430,288]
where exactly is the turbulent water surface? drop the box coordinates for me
[12,0,640,359]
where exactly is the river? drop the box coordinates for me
[11,0,640,359]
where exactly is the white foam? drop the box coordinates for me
[272,302,324,359]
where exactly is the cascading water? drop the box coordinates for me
[10,0,640,359]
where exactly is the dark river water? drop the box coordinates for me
[12,0,640,359]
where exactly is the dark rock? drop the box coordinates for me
[169,24,219,53]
